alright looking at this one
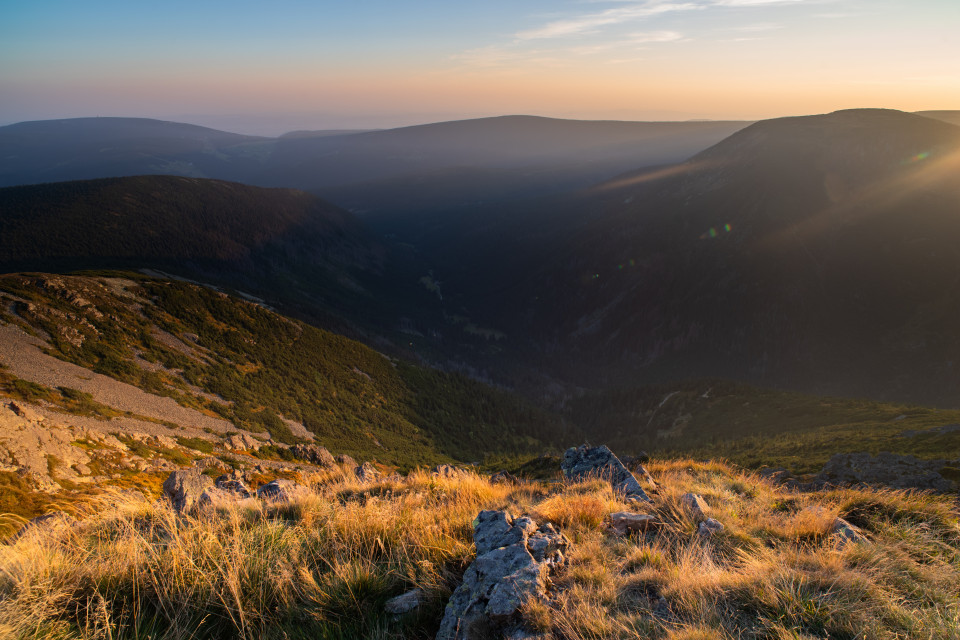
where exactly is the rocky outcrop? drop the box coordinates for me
[195,471,255,509]
[291,443,336,467]
[561,445,650,501]
[214,471,253,498]
[256,478,311,503]
[433,464,468,479]
[336,454,357,468]
[436,510,568,640]
[225,433,263,452]
[816,452,958,491]
[355,461,381,482]
[163,468,214,513]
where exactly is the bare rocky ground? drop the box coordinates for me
[0,318,317,495]
[0,323,232,434]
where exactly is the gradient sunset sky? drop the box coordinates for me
[3,0,958,134]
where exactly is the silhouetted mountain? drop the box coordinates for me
[0,118,270,187]
[0,175,442,340]
[0,115,750,217]
[916,110,960,127]
[458,109,960,405]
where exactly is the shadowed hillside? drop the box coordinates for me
[0,175,451,342]
[445,109,960,405]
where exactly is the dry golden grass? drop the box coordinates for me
[1,460,958,639]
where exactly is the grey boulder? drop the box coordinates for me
[562,445,650,501]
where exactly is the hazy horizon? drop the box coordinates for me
[4,1,959,136]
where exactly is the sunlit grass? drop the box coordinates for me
[1,461,958,639]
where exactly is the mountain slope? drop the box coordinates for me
[0,273,564,467]
[0,175,451,343]
[468,109,960,404]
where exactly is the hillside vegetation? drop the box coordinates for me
[568,379,960,473]
[2,460,957,639]
[0,273,564,466]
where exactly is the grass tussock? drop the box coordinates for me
[1,460,959,639]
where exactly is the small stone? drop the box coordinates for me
[490,470,520,484]
[608,512,658,536]
[256,478,310,502]
[832,517,867,546]
[697,518,724,537]
[384,588,424,615]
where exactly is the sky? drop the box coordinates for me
[2,0,959,135]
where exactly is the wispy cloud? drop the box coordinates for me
[731,22,782,31]
[515,0,823,41]
[515,3,701,40]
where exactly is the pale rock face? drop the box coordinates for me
[291,443,335,467]
[608,512,658,536]
[680,493,710,522]
[225,433,263,452]
[561,445,650,501]
[355,461,381,483]
[698,518,725,537]
[0,401,94,491]
[436,510,568,640]
[163,468,214,513]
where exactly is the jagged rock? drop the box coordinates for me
[8,511,77,543]
[196,486,252,509]
[608,512,658,536]
[355,461,381,482]
[336,454,357,468]
[385,589,424,615]
[291,443,336,467]
[215,471,253,498]
[256,478,310,502]
[680,493,710,521]
[433,464,467,478]
[225,433,263,452]
[697,518,725,537]
[194,456,229,473]
[490,470,520,484]
[561,445,650,501]
[163,468,214,513]
[816,451,957,491]
[436,510,568,639]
